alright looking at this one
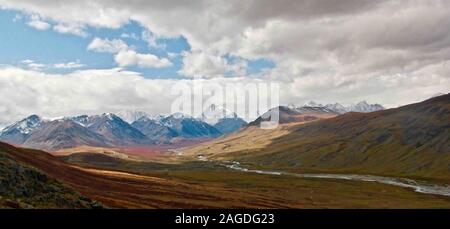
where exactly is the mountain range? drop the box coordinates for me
[0,112,225,150]
[186,93,450,182]
[249,100,384,126]
[0,100,383,151]
[302,100,384,114]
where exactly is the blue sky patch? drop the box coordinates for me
[0,9,274,79]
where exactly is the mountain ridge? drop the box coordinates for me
[233,93,450,181]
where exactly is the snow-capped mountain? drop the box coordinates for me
[131,116,178,143]
[115,110,150,124]
[85,113,151,145]
[324,103,347,114]
[2,115,44,135]
[200,104,237,125]
[0,115,47,144]
[131,112,223,142]
[0,110,235,150]
[21,119,112,150]
[160,113,222,138]
[303,101,324,107]
[300,100,384,114]
[67,115,91,126]
[199,104,247,133]
[0,123,7,130]
[347,101,384,113]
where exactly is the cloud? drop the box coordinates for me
[53,61,85,69]
[26,14,50,30]
[141,30,165,49]
[12,14,22,22]
[21,59,34,64]
[87,37,128,53]
[1,65,448,126]
[0,0,449,109]
[87,37,172,68]
[178,51,246,78]
[53,23,87,37]
[120,33,139,40]
[115,49,172,68]
[3,1,447,79]
[21,59,45,70]
[21,59,86,70]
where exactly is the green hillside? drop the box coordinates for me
[230,93,450,182]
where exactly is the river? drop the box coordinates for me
[221,161,450,197]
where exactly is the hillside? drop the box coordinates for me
[0,142,322,208]
[3,141,450,208]
[0,142,100,208]
[225,93,450,182]
[182,105,338,159]
[249,106,337,126]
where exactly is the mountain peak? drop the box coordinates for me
[299,100,384,114]
[201,104,237,125]
[2,114,44,134]
[115,110,149,123]
[171,112,193,119]
[348,101,384,113]
[303,101,323,107]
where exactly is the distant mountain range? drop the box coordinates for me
[302,100,385,114]
[249,100,384,126]
[0,106,250,150]
[0,100,383,151]
[117,106,248,135]
[0,112,225,150]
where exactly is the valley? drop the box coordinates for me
[1,94,449,209]
[2,142,450,209]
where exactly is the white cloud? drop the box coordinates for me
[53,61,85,69]
[0,66,448,125]
[21,59,34,64]
[26,14,50,30]
[53,23,87,37]
[12,14,22,22]
[88,37,172,68]
[0,0,449,107]
[120,33,139,40]
[141,30,165,49]
[167,52,180,59]
[115,49,172,68]
[87,37,128,53]
[21,59,45,70]
[178,51,246,78]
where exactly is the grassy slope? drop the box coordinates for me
[59,152,450,208]
[180,123,301,159]
[225,94,450,182]
[0,143,100,209]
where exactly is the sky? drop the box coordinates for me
[0,0,449,125]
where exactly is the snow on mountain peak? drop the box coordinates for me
[299,100,384,114]
[2,114,44,134]
[171,112,193,119]
[303,101,324,107]
[116,110,149,124]
[201,104,237,124]
[348,101,384,113]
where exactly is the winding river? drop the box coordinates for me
[220,161,450,197]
